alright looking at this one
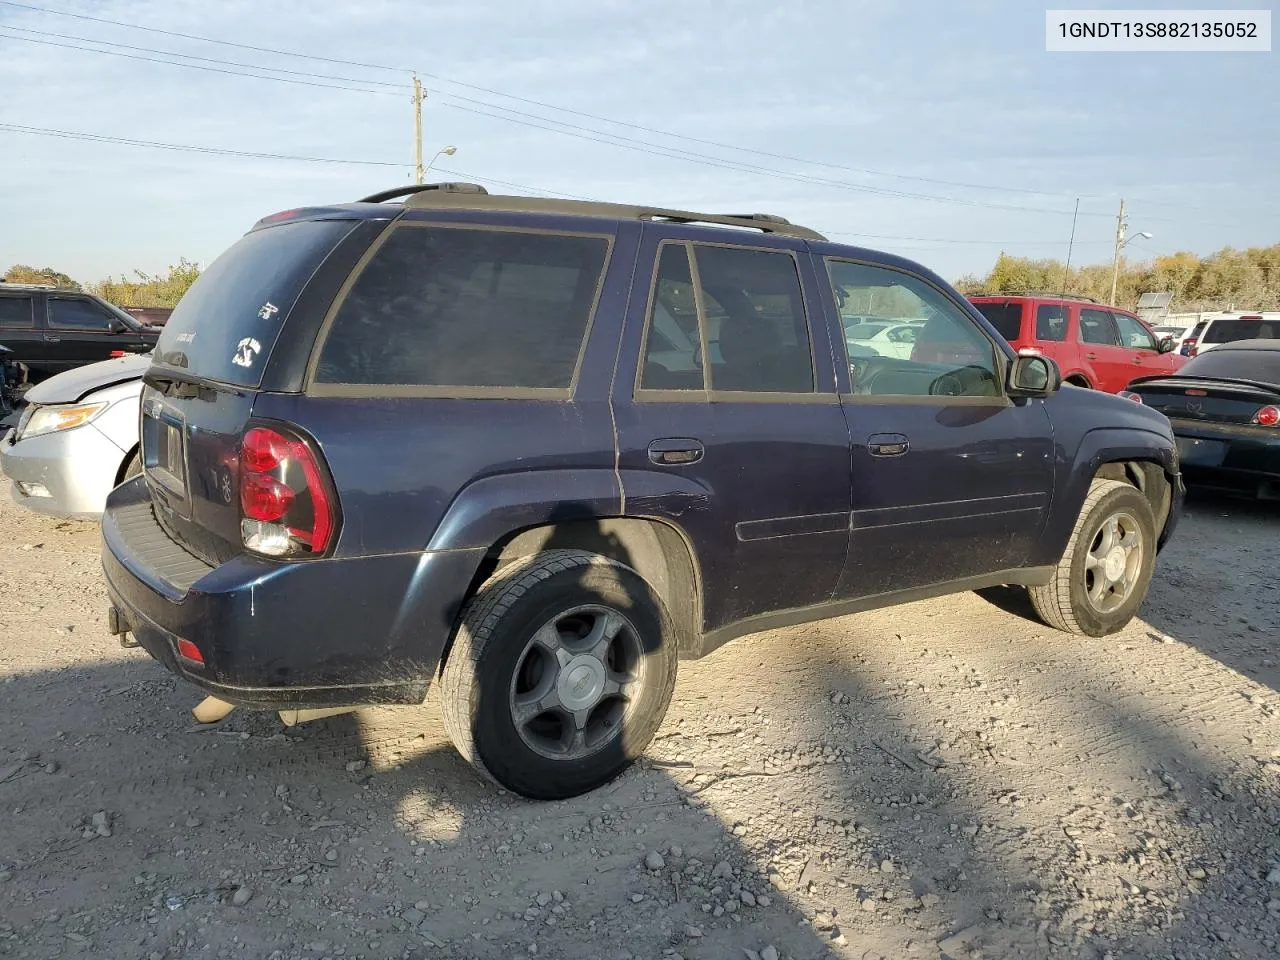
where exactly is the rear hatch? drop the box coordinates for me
[1202,316,1280,351]
[142,216,371,565]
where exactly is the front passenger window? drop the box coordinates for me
[826,260,1000,399]
[1113,313,1159,350]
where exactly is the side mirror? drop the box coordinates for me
[109,319,128,334]
[1159,336,1178,353]
[1007,352,1061,398]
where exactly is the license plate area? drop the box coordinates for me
[142,389,189,504]
[1175,436,1226,467]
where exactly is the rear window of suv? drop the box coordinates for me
[1203,318,1280,344]
[314,224,610,393]
[971,301,1023,342]
[152,219,357,387]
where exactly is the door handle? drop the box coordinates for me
[648,438,704,465]
[44,336,61,343]
[867,433,909,457]
[1085,352,1098,360]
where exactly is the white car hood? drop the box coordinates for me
[23,354,151,405]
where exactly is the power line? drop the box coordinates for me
[2,123,1116,246]
[0,24,408,90]
[0,3,1255,226]
[0,30,401,96]
[0,122,594,198]
[0,0,1117,202]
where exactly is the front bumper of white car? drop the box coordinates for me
[1,423,128,519]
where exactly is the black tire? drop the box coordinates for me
[1028,478,1156,637]
[122,449,143,482]
[439,549,678,800]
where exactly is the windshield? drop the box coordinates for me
[971,301,1023,341]
[1180,348,1280,384]
[153,219,356,387]
[1203,318,1280,344]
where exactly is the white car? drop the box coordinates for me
[1,354,147,518]
[1181,313,1280,357]
[843,318,927,360]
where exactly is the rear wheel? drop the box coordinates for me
[439,550,678,799]
[1028,478,1156,637]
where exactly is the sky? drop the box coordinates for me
[0,0,1277,284]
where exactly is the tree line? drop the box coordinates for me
[955,243,1280,312]
[2,259,201,309]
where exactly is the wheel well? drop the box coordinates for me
[113,444,140,487]
[1064,374,1091,388]
[454,518,703,661]
[1095,460,1171,529]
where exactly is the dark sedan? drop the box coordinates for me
[1124,340,1280,499]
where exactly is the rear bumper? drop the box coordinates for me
[1170,420,1280,498]
[1,423,127,519]
[101,477,486,709]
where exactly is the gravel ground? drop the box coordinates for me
[1,484,1278,960]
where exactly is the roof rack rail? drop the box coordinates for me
[359,182,490,204]
[975,290,1099,303]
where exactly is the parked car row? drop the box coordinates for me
[5,183,1268,802]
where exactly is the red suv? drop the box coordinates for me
[968,294,1185,393]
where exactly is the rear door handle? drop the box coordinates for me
[648,438,704,465]
[44,336,61,343]
[1085,352,1098,360]
[867,433,909,457]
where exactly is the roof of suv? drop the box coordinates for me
[343,182,829,242]
[969,292,1102,305]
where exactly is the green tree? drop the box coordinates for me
[89,258,201,309]
[3,264,82,290]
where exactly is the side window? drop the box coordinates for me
[693,245,814,393]
[1035,304,1068,342]
[1113,312,1158,350]
[1079,309,1120,346]
[48,298,114,331]
[315,226,609,390]
[639,244,703,390]
[0,296,35,329]
[826,260,1001,398]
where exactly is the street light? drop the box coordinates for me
[425,144,457,176]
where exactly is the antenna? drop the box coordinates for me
[1060,197,1079,297]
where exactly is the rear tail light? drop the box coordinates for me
[239,425,338,558]
[1181,338,1197,356]
[1118,391,1143,403]
[1253,405,1280,427]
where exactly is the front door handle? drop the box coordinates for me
[1085,352,1098,360]
[44,336,61,343]
[867,433,909,457]
[648,438,704,466]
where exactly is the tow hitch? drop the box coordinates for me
[107,606,139,648]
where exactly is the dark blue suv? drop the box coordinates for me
[101,183,1183,799]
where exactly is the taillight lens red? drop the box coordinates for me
[1118,391,1143,403]
[238,425,337,557]
[176,639,205,665]
[1254,405,1280,427]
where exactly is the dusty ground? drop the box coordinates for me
[1,485,1279,960]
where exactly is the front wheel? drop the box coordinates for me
[1027,478,1156,637]
[439,550,678,800]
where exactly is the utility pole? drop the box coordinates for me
[412,74,424,185]
[1109,197,1126,306]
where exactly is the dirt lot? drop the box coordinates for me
[1,486,1279,960]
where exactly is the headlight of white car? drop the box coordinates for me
[19,402,109,440]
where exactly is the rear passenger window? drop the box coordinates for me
[1035,304,1068,341]
[0,296,34,328]
[1079,309,1120,346]
[638,243,815,394]
[316,226,609,391]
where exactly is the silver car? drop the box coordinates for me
[1,354,148,519]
